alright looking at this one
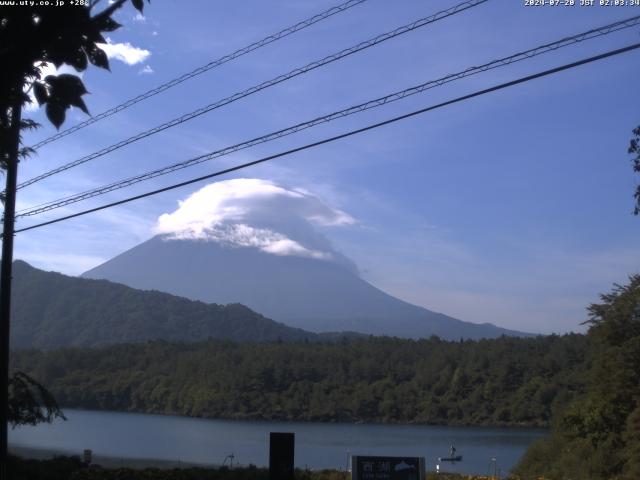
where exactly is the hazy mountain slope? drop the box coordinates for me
[83,236,532,340]
[11,260,319,349]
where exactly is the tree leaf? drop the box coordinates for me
[88,45,110,70]
[53,74,88,96]
[9,372,66,427]
[44,75,59,86]
[69,47,88,72]
[86,30,106,45]
[131,0,144,13]
[33,82,48,106]
[20,119,40,131]
[44,75,91,124]
[69,96,90,115]
[45,102,66,129]
[19,146,37,160]
[98,16,121,32]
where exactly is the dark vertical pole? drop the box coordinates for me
[269,432,295,480]
[0,99,22,480]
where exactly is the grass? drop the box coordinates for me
[8,455,506,480]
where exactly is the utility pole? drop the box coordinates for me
[0,96,22,480]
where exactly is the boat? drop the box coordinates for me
[438,455,463,462]
[438,444,462,462]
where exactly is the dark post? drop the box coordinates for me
[0,99,22,480]
[269,432,294,480]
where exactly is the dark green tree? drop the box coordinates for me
[0,0,151,473]
[1,0,151,132]
[8,372,64,428]
[11,334,588,427]
[515,275,640,479]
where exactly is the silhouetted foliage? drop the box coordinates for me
[1,0,151,433]
[0,0,149,130]
[628,127,640,215]
[8,454,85,480]
[8,371,65,427]
[1,0,152,205]
[514,275,640,479]
[13,334,587,427]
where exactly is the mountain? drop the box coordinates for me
[11,260,321,349]
[83,235,532,340]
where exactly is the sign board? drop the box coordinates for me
[351,456,425,480]
[83,449,92,465]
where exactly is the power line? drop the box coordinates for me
[16,14,640,219]
[13,41,640,235]
[16,14,639,216]
[17,0,489,190]
[28,0,369,151]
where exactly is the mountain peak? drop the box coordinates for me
[83,235,533,340]
[152,178,355,271]
[12,260,38,275]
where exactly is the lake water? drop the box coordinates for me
[9,409,547,476]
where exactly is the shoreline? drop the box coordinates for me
[9,445,219,470]
[12,408,545,475]
[55,406,552,431]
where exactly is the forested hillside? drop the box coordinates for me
[12,334,586,427]
[11,260,319,348]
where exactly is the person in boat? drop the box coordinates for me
[450,445,456,458]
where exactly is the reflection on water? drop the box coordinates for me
[10,409,547,476]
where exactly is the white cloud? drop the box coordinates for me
[138,65,154,75]
[154,178,354,262]
[165,222,331,260]
[97,38,151,66]
[262,238,330,259]
[132,13,146,23]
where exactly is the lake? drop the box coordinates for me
[9,409,547,476]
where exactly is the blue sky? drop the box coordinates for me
[16,0,640,334]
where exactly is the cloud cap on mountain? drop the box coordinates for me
[154,178,356,267]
